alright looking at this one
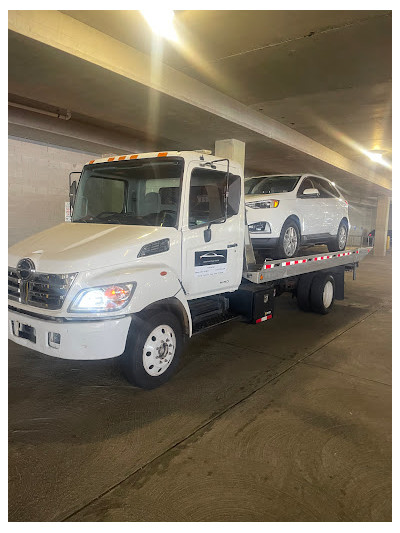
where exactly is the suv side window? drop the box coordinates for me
[324,180,340,198]
[312,177,339,198]
[188,168,240,228]
[297,177,315,196]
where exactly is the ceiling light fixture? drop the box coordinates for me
[9,101,71,120]
[140,9,178,42]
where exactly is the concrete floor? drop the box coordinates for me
[9,251,392,521]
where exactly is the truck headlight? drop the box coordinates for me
[246,200,279,209]
[68,282,136,312]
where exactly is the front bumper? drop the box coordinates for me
[8,308,131,360]
[249,237,279,249]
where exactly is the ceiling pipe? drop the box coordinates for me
[8,101,71,120]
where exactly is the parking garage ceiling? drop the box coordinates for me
[8,10,392,204]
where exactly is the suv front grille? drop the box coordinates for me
[8,268,76,310]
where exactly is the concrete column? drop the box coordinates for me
[373,196,391,256]
[215,139,245,170]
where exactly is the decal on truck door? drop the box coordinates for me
[194,250,228,277]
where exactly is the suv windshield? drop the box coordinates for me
[72,158,183,227]
[245,175,301,195]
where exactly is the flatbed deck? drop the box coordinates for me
[243,247,372,284]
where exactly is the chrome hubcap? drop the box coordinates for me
[338,226,347,249]
[283,226,298,256]
[142,325,176,376]
[323,281,334,308]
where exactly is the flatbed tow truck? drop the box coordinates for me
[8,150,371,388]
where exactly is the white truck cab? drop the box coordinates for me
[8,150,370,389]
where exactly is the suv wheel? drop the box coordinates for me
[273,219,300,259]
[328,221,348,252]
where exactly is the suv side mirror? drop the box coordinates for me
[302,188,320,197]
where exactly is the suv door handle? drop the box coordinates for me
[227,243,238,248]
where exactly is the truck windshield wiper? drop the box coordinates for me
[74,213,152,225]
[73,216,103,223]
[74,212,121,223]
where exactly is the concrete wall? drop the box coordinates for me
[8,137,97,246]
[347,202,377,246]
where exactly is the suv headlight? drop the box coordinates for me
[246,200,279,209]
[248,222,271,233]
[68,282,136,312]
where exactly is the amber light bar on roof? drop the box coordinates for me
[88,152,169,165]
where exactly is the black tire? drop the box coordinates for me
[327,220,348,252]
[121,310,183,389]
[296,274,314,312]
[272,218,300,259]
[310,274,335,314]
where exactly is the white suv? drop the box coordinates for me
[245,174,349,258]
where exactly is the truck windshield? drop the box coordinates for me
[245,175,301,195]
[72,158,184,227]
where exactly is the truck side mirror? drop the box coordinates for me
[227,175,241,215]
[69,171,81,210]
[69,180,77,209]
[204,227,212,242]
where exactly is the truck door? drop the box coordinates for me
[181,160,244,299]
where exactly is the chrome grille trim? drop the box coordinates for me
[8,268,76,310]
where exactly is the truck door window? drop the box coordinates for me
[188,168,240,228]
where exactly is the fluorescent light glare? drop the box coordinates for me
[140,9,178,42]
[367,151,384,163]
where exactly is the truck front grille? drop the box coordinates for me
[8,268,76,310]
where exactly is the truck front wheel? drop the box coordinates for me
[121,311,183,389]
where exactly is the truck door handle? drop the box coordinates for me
[227,243,238,248]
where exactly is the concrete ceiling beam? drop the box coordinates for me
[8,107,144,155]
[8,10,391,193]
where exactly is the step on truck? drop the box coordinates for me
[8,151,371,389]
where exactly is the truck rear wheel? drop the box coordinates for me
[121,310,183,389]
[296,274,314,312]
[310,274,335,314]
